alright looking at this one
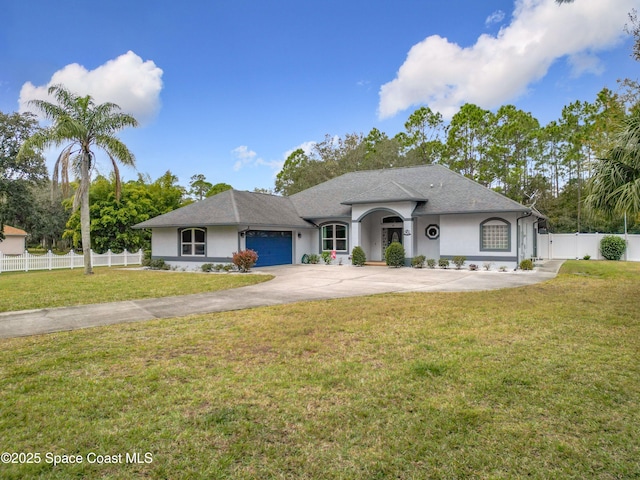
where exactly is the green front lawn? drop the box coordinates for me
[0,268,272,312]
[0,261,638,479]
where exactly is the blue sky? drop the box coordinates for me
[1,0,637,192]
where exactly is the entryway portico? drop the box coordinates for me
[350,204,417,262]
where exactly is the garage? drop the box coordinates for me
[245,230,293,267]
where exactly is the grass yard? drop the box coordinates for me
[0,261,638,479]
[0,268,272,312]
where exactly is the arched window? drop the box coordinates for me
[321,224,347,252]
[181,228,206,256]
[480,218,510,251]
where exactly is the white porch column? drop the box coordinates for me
[403,219,414,259]
[351,221,361,252]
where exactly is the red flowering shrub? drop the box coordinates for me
[232,249,258,272]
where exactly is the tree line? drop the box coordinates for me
[276,85,638,234]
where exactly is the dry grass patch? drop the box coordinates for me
[0,261,638,478]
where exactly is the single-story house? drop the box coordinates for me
[0,225,28,255]
[134,165,543,269]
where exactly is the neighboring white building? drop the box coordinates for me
[135,165,543,269]
[0,225,28,255]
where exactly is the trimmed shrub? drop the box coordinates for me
[351,246,367,266]
[583,254,591,260]
[232,249,258,272]
[411,255,426,268]
[426,258,437,269]
[519,259,534,270]
[438,258,450,269]
[307,253,320,264]
[600,235,626,261]
[201,263,214,272]
[321,251,333,265]
[141,249,152,267]
[148,258,170,270]
[452,255,466,269]
[385,241,405,267]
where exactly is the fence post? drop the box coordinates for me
[48,250,53,270]
[124,249,128,267]
[70,250,74,269]
[107,249,112,267]
[0,251,3,274]
[90,249,94,269]
[25,250,29,272]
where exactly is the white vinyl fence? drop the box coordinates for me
[537,233,640,261]
[0,249,144,273]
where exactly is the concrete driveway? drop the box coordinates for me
[0,260,563,339]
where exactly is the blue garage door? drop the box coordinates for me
[245,231,292,267]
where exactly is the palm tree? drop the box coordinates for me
[20,84,138,274]
[585,111,640,219]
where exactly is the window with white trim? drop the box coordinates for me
[322,224,347,252]
[181,228,206,256]
[480,218,510,251]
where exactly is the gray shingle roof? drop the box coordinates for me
[135,165,537,230]
[341,181,427,205]
[290,164,532,219]
[134,189,314,229]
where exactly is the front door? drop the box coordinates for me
[382,228,403,258]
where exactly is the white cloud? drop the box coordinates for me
[232,145,258,171]
[19,51,163,125]
[232,145,257,160]
[485,10,506,27]
[283,141,316,160]
[378,0,634,120]
[232,142,317,178]
[255,157,284,171]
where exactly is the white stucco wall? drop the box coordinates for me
[151,226,238,266]
[415,215,441,260]
[351,202,415,221]
[439,213,519,260]
[518,217,538,261]
[149,211,538,270]
[211,226,240,258]
[151,228,178,257]
[295,229,316,263]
